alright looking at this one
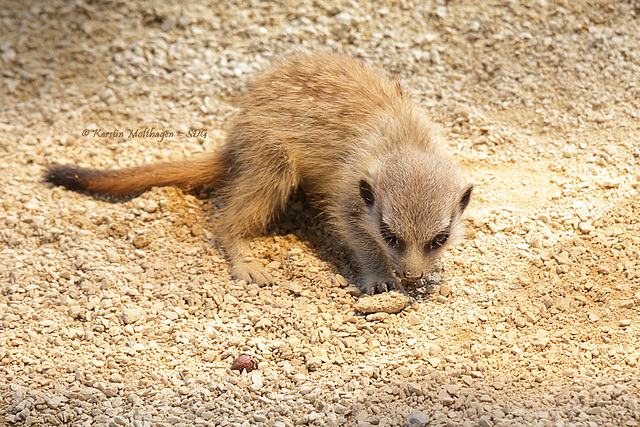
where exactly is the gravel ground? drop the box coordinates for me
[1,0,640,426]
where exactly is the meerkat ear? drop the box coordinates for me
[459,184,473,213]
[359,180,375,206]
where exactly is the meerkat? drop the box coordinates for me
[46,51,472,295]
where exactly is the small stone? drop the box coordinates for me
[438,388,455,406]
[15,409,29,423]
[354,291,409,314]
[490,409,506,420]
[407,382,422,395]
[424,271,442,285]
[620,300,635,309]
[56,410,74,424]
[553,252,572,265]
[344,286,362,297]
[160,17,175,31]
[308,412,321,422]
[46,395,63,409]
[594,287,610,301]
[132,231,153,249]
[573,236,586,246]
[24,416,39,425]
[253,414,268,423]
[203,351,217,362]
[127,393,142,406]
[333,274,349,287]
[528,236,542,249]
[292,373,306,384]
[365,312,390,322]
[537,214,550,224]
[579,222,595,233]
[121,307,145,325]
[68,305,85,320]
[428,357,441,368]
[143,200,158,213]
[248,372,264,392]
[514,317,527,328]
[299,385,314,395]
[286,283,302,295]
[113,415,128,426]
[105,249,120,263]
[524,311,538,324]
[2,47,16,62]
[403,409,429,427]
[556,297,571,311]
[305,356,322,371]
[619,319,632,327]
[78,387,102,402]
[439,283,451,297]
[191,224,204,237]
[397,366,412,377]
[597,266,611,275]
[462,375,475,386]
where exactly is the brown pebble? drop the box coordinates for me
[230,354,257,373]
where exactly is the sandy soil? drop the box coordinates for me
[1,0,639,426]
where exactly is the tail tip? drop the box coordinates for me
[44,164,90,191]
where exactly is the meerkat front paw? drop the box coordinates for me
[230,260,274,285]
[360,280,404,296]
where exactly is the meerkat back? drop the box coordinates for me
[228,51,417,195]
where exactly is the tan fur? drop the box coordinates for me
[45,51,472,294]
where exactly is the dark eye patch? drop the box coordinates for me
[380,221,405,250]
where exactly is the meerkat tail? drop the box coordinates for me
[45,153,227,196]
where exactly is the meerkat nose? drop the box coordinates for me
[402,270,423,281]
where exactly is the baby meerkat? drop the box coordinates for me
[46,51,472,295]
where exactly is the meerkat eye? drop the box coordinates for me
[380,222,404,250]
[427,232,449,251]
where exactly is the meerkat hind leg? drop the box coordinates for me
[219,164,298,286]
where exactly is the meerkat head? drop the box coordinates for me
[359,151,472,283]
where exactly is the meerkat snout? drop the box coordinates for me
[402,270,423,281]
